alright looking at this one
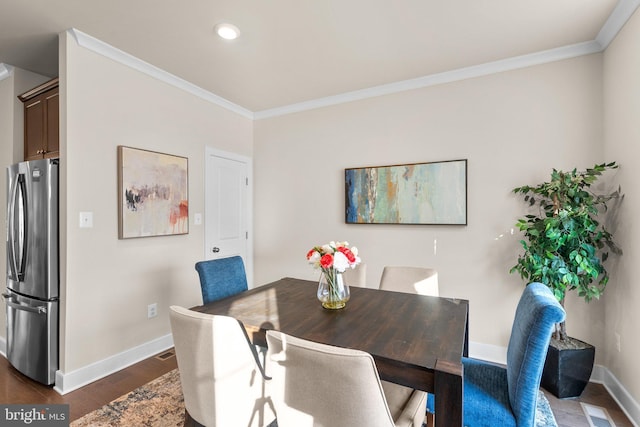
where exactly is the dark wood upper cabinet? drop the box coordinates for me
[18,77,59,161]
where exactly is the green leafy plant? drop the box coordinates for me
[510,162,622,341]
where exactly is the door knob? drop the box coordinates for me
[212,247,220,253]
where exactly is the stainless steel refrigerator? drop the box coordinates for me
[5,158,59,385]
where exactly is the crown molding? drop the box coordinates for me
[254,40,602,120]
[596,0,640,48]
[0,63,14,81]
[254,0,640,120]
[66,0,640,122]
[67,29,254,120]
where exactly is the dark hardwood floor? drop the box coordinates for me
[543,385,634,427]
[0,350,634,426]
[0,350,177,421]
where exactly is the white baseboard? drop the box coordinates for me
[591,365,640,427]
[469,340,507,365]
[53,334,174,395]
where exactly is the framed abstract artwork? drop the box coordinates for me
[345,159,467,225]
[118,146,189,239]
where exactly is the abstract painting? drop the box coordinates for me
[118,146,189,238]
[345,159,467,225]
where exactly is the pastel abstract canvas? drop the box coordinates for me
[345,160,467,225]
[118,146,189,238]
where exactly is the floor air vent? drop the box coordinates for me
[581,403,616,427]
[155,349,176,361]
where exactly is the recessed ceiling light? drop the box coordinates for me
[214,23,240,40]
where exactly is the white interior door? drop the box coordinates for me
[205,147,252,286]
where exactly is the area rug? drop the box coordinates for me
[71,369,184,427]
[536,390,559,427]
[71,368,557,427]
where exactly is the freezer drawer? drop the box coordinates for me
[4,292,58,385]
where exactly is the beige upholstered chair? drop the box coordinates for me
[169,306,276,427]
[266,330,427,427]
[379,266,439,296]
[342,263,367,288]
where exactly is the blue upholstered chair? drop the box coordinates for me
[195,256,248,304]
[428,282,565,427]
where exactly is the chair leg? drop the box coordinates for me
[183,409,204,427]
[425,412,435,427]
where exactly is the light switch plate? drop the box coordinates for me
[194,213,202,225]
[79,212,93,228]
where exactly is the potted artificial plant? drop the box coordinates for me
[510,162,622,398]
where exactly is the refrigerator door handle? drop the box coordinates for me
[7,175,17,279]
[7,174,27,282]
[2,293,46,314]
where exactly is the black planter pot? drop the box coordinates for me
[541,337,595,399]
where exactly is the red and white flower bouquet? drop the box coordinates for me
[306,241,361,309]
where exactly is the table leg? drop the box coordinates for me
[434,359,464,427]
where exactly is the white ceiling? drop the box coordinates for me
[0,0,637,114]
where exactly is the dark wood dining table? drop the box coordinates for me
[194,277,469,427]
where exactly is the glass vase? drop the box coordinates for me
[317,269,350,309]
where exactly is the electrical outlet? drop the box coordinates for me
[148,303,158,319]
[615,332,621,352]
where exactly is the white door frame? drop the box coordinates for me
[204,146,253,288]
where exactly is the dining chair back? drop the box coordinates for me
[429,282,565,427]
[504,282,565,426]
[342,263,367,288]
[266,330,426,427]
[379,266,439,296]
[195,255,248,304]
[169,305,275,427]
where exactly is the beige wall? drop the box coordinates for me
[1,21,637,409]
[59,31,253,372]
[254,54,607,353]
[603,8,640,403]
